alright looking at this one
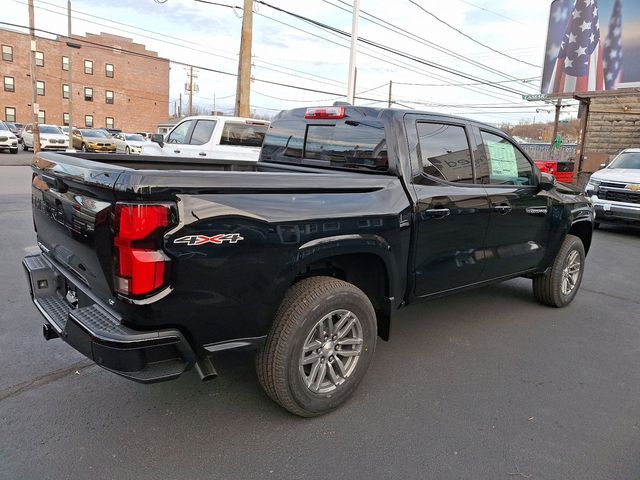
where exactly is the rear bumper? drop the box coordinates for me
[23,253,196,383]
[592,198,640,224]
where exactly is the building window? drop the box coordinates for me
[2,45,12,62]
[106,117,114,129]
[63,113,70,126]
[3,76,14,92]
[84,59,93,75]
[105,90,114,104]
[37,110,45,124]
[105,63,114,78]
[62,84,70,99]
[84,87,93,101]
[5,107,16,122]
[36,80,45,96]
[85,115,93,127]
[35,51,44,67]
[62,56,69,71]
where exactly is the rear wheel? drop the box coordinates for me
[22,142,29,151]
[256,276,377,417]
[532,234,585,307]
[594,221,600,230]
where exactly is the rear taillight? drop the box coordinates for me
[113,204,174,297]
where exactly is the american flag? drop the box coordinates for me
[549,0,604,93]
[541,0,574,93]
[602,0,623,89]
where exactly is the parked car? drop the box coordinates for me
[142,115,269,160]
[112,133,146,154]
[71,128,116,152]
[585,148,640,227]
[0,121,19,154]
[24,106,594,417]
[22,124,68,151]
[105,128,122,136]
[5,122,24,143]
[59,126,70,135]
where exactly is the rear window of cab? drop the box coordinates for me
[260,118,389,172]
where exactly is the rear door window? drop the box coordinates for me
[190,120,216,145]
[220,122,267,147]
[416,122,474,183]
[477,131,535,186]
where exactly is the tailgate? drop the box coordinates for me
[31,153,124,301]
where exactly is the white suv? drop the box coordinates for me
[0,122,19,154]
[22,124,69,151]
[585,148,640,227]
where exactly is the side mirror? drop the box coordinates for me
[150,133,164,147]
[539,172,556,191]
[599,163,607,169]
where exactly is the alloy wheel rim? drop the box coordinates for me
[299,309,364,394]
[561,249,581,295]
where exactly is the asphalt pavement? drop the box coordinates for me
[1,160,640,480]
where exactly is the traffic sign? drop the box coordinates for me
[522,93,549,101]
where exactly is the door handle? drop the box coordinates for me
[424,208,451,219]
[174,149,181,154]
[198,152,207,156]
[493,204,512,214]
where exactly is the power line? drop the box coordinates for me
[456,0,526,25]
[406,0,540,68]
[13,0,350,91]
[253,0,531,97]
[326,0,538,91]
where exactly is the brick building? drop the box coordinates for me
[0,28,169,132]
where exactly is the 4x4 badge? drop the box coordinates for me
[174,234,244,246]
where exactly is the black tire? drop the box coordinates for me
[256,276,377,417]
[593,222,600,230]
[10,148,18,155]
[81,143,87,152]
[532,234,585,308]
[125,146,130,154]
[22,142,29,151]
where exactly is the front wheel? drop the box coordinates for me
[256,276,377,417]
[22,142,29,151]
[10,148,18,154]
[532,234,585,307]
[125,146,130,154]
[81,143,87,152]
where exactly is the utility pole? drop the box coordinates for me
[178,93,182,117]
[66,0,74,151]
[28,0,41,152]
[235,0,253,117]
[347,0,360,104]
[387,80,393,108]
[551,99,562,146]
[213,93,216,114]
[188,66,194,116]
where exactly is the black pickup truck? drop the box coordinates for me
[24,106,594,416]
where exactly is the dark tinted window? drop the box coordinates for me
[416,122,473,183]
[261,119,388,172]
[221,122,267,147]
[477,131,535,185]
[190,120,216,145]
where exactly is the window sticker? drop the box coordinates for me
[487,141,518,179]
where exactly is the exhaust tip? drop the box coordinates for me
[195,356,218,382]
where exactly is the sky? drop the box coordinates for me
[1,0,570,125]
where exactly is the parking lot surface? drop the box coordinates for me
[1,164,640,480]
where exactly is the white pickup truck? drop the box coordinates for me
[142,115,269,161]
